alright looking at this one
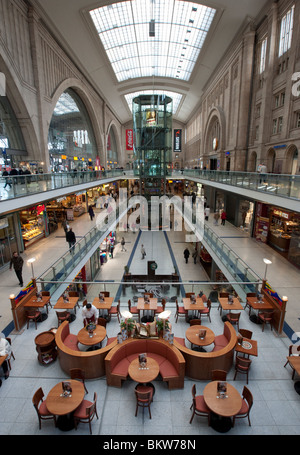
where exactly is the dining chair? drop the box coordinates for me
[73,392,98,434]
[189,384,210,425]
[32,387,56,430]
[5,337,15,370]
[233,355,252,384]
[239,329,253,339]
[189,319,201,326]
[135,385,153,419]
[211,369,227,381]
[284,345,300,377]
[258,311,274,332]
[41,290,52,308]
[56,310,72,326]
[232,386,253,427]
[101,291,110,297]
[97,317,107,328]
[70,368,88,394]
[144,292,153,299]
[175,300,188,323]
[108,300,120,322]
[245,292,256,313]
[199,299,212,323]
[185,292,195,299]
[68,291,79,297]
[155,298,166,315]
[219,292,229,298]
[26,309,42,329]
[200,293,207,303]
[226,312,241,331]
[128,299,140,320]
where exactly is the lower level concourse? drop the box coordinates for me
[0,206,299,438]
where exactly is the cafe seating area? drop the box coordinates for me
[0,285,299,436]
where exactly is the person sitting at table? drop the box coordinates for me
[82,303,98,327]
[0,335,11,379]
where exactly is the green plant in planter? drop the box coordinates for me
[124,265,130,274]
[120,318,136,332]
[156,318,170,333]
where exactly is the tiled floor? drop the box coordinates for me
[0,221,299,437]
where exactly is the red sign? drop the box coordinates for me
[126,129,133,150]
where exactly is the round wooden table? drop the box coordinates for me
[203,381,242,433]
[77,325,106,349]
[185,325,215,351]
[128,357,159,384]
[46,380,85,431]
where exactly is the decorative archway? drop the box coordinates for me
[49,79,104,170]
[203,107,226,169]
[106,121,121,168]
[266,148,276,173]
[284,144,299,175]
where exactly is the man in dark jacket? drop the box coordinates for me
[183,248,190,264]
[66,228,76,254]
[10,251,24,286]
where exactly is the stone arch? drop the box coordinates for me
[284,144,299,174]
[203,106,226,169]
[48,78,105,167]
[248,151,257,172]
[266,148,276,173]
[0,55,40,162]
[106,120,122,167]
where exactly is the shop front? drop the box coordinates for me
[254,202,300,268]
[19,204,49,249]
[46,193,87,225]
[0,215,18,269]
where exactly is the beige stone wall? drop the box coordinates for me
[185,0,300,174]
[0,0,123,170]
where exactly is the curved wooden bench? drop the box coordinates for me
[55,321,117,379]
[104,338,185,389]
[173,322,237,380]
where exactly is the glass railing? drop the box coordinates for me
[176,202,261,297]
[0,169,132,201]
[35,279,262,305]
[38,204,122,295]
[173,169,300,200]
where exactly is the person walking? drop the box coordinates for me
[213,210,220,225]
[121,237,126,251]
[192,248,198,264]
[183,248,190,264]
[10,251,24,287]
[221,210,227,226]
[2,169,11,189]
[110,243,114,258]
[141,244,146,260]
[204,205,210,221]
[88,205,95,221]
[66,228,76,254]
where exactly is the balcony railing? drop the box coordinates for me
[174,169,300,200]
[0,169,130,201]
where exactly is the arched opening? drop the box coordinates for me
[203,107,226,170]
[106,126,119,169]
[48,88,98,172]
[266,148,276,173]
[285,145,299,175]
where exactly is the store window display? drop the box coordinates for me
[19,205,48,249]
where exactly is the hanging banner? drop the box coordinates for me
[174,129,182,152]
[126,129,133,150]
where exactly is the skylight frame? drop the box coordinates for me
[89,0,216,82]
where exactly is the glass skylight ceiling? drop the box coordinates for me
[125,90,182,113]
[53,92,80,116]
[89,0,216,82]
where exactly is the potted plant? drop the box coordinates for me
[156,318,170,336]
[120,318,136,336]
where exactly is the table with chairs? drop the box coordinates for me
[129,357,159,419]
[183,296,205,319]
[137,297,158,321]
[77,324,107,350]
[92,296,114,317]
[185,325,215,352]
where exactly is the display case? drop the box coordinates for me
[268,209,299,252]
[20,207,46,248]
